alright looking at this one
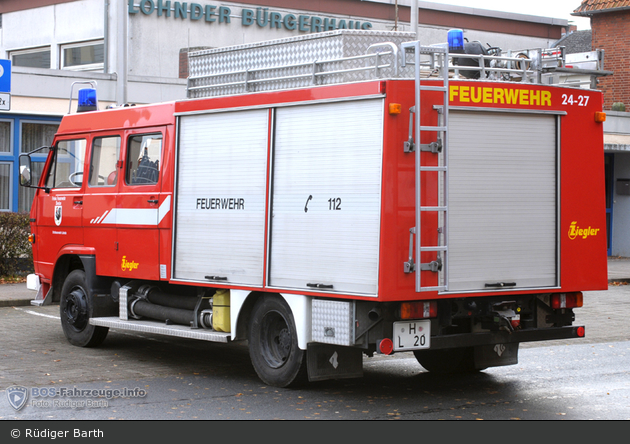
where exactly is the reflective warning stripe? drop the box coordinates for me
[92,196,171,225]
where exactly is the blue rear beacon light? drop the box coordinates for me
[77,88,98,113]
[447,29,464,54]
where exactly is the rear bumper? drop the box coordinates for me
[428,325,584,350]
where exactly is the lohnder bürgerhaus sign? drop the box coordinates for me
[128,1,373,32]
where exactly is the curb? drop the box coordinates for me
[0,299,35,308]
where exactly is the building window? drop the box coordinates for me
[61,41,104,71]
[10,47,51,69]
[21,122,59,153]
[0,163,10,211]
[0,121,11,153]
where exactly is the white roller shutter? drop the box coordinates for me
[269,99,384,295]
[174,109,269,285]
[448,111,558,292]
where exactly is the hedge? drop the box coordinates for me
[0,212,34,277]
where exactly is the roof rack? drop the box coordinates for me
[186,31,612,98]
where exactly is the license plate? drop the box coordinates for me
[393,320,431,351]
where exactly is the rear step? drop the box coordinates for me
[90,317,231,343]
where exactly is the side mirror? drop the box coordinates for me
[19,154,32,187]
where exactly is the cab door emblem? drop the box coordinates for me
[54,205,62,226]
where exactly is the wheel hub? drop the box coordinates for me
[261,311,293,369]
[63,287,88,331]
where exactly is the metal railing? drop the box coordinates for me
[187,41,611,98]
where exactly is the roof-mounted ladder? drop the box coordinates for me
[401,42,449,293]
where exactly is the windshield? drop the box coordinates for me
[45,139,87,188]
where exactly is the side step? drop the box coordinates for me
[90,317,231,343]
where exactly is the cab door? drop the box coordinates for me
[81,134,121,277]
[113,129,166,280]
[36,138,87,278]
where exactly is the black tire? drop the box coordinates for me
[248,295,307,388]
[413,347,484,373]
[59,269,108,347]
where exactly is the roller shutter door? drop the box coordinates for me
[269,99,384,295]
[174,109,269,285]
[448,111,558,292]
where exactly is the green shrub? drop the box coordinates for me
[0,212,34,277]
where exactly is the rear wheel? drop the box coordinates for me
[248,295,307,387]
[59,269,108,347]
[413,347,484,373]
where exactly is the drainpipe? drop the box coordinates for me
[411,0,418,38]
[103,0,109,73]
[116,0,128,105]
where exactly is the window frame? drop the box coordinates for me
[0,119,14,155]
[19,119,60,155]
[60,40,105,72]
[125,132,163,187]
[88,134,121,188]
[45,138,88,190]
[9,46,52,69]
[0,161,12,212]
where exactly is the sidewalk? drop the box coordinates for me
[2,257,630,307]
[605,256,630,282]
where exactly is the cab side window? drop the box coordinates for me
[89,136,121,187]
[46,139,87,188]
[126,134,162,185]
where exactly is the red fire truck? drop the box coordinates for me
[20,31,609,387]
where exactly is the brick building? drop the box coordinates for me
[573,0,630,256]
[573,0,630,109]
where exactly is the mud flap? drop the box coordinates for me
[306,343,364,382]
[474,342,519,369]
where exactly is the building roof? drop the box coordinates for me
[553,29,592,53]
[573,0,630,16]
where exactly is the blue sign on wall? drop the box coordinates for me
[0,60,11,93]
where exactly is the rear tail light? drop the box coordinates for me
[551,292,583,309]
[400,301,437,319]
[28,233,35,244]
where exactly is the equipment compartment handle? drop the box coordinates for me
[306,283,334,289]
[485,282,516,288]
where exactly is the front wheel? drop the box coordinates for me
[248,295,307,387]
[59,269,108,347]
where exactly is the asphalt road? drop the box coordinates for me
[0,285,628,421]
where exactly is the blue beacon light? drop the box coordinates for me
[447,29,464,54]
[77,88,98,113]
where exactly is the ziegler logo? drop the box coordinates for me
[121,256,139,272]
[568,221,600,240]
